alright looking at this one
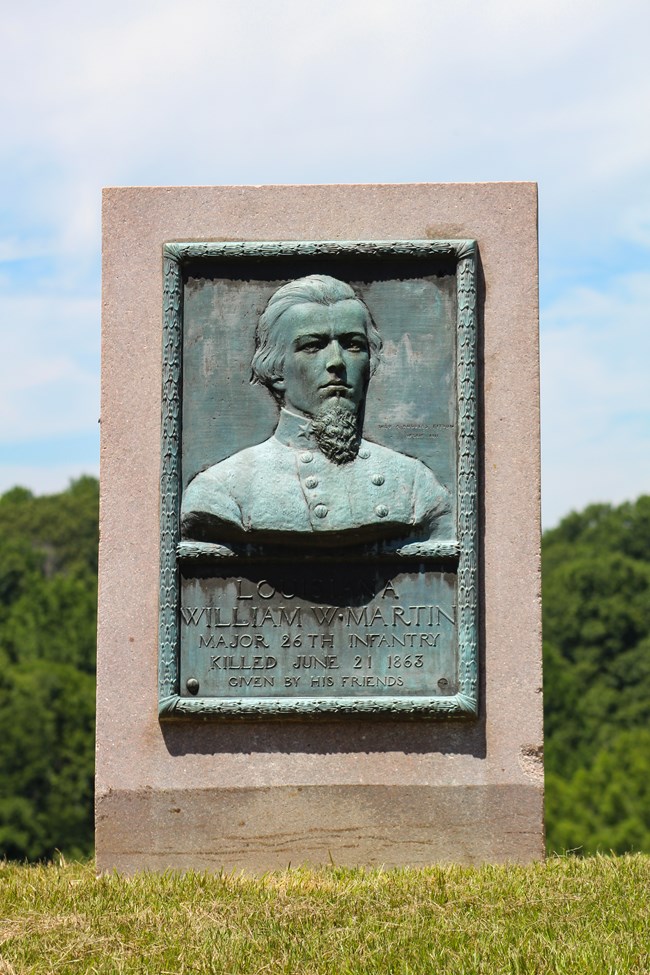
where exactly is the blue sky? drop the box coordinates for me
[1,0,649,526]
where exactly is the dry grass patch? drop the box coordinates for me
[0,855,648,974]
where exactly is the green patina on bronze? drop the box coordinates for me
[158,240,478,719]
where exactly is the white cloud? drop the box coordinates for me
[0,290,99,440]
[0,238,52,263]
[2,0,650,255]
[617,202,650,250]
[0,462,99,498]
[541,272,650,525]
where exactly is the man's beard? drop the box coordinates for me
[311,401,361,464]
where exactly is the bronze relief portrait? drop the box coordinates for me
[181,275,451,548]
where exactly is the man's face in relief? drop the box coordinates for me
[271,299,371,418]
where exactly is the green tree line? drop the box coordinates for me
[0,478,648,859]
[0,479,97,860]
[543,497,650,853]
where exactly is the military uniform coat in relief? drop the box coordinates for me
[181,410,451,547]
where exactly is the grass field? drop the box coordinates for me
[0,855,648,974]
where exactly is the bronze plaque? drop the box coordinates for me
[159,240,478,718]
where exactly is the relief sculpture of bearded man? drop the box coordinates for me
[181,275,451,547]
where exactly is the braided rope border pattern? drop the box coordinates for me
[159,254,182,700]
[456,245,478,714]
[159,240,478,719]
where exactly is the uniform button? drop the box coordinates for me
[304,476,318,489]
[375,504,389,518]
[300,452,313,464]
[371,474,385,486]
[358,448,370,459]
[314,504,328,519]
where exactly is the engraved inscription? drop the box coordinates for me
[180,564,457,699]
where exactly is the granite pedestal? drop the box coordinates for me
[96,182,543,872]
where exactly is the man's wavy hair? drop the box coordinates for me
[251,275,383,404]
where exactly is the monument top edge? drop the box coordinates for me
[102,180,538,194]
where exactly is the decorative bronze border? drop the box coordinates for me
[158,240,478,719]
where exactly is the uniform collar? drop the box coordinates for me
[273,408,319,448]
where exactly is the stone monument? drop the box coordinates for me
[96,183,543,871]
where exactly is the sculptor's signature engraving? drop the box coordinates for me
[181,275,450,547]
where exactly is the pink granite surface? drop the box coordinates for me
[97,183,542,871]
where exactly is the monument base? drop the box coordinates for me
[97,783,542,874]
